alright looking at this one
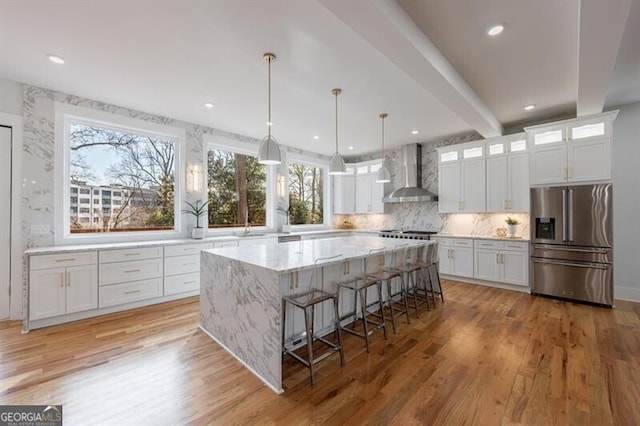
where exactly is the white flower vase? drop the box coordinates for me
[192,227,205,239]
[507,224,518,238]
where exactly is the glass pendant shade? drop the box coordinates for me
[258,52,282,165]
[375,165,391,183]
[329,152,347,175]
[258,135,282,165]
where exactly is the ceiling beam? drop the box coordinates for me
[577,0,632,116]
[319,0,502,138]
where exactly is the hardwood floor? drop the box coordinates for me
[1,281,639,425]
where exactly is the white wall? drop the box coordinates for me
[612,101,640,301]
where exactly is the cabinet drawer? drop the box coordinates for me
[164,272,200,296]
[431,237,451,247]
[98,278,163,308]
[502,241,529,252]
[164,255,200,276]
[30,252,97,270]
[99,258,163,286]
[453,239,473,248]
[99,247,162,263]
[213,240,239,248]
[474,240,501,249]
[164,243,211,257]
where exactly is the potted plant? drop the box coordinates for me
[505,216,520,238]
[183,200,208,239]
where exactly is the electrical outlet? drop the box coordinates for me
[30,224,50,234]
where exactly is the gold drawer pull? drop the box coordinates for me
[184,280,197,285]
[124,269,141,273]
[124,253,140,256]
[55,258,76,262]
[125,290,141,295]
[183,262,197,266]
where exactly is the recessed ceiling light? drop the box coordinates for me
[348,146,354,150]
[48,54,65,64]
[411,130,419,135]
[204,102,215,109]
[487,24,504,36]
[313,135,319,140]
[524,104,536,111]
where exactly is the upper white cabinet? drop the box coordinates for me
[526,111,618,186]
[437,142,486,213]
[334,162,384,214]
[486,133,529,212]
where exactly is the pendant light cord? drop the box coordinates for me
[268,57,272,139]
[335,91,338,153]
[380,113,387,165]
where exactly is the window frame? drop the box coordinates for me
[54,103,186,244]
[204,135,275,234]
[286,153,331,230]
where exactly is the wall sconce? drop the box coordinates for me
[187,164,204,193]
[276,173,286,198]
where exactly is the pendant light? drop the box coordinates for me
[328,88,347,175]
[375,113,391,183]
[258,52,282,165]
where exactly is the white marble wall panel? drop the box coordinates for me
[200,251,283,392]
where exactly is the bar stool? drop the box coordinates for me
[406,243,432,316]
[426,241,444,303]
[282,254,345,387]
[336,248,388,353]
[373,243,412,333]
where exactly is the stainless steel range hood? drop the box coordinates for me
[382,144,438,203]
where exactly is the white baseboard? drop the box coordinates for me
[614,286,640,303]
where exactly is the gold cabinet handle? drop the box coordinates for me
[124,269,141,273]
[55,258,76,263]
[125,290,141,295]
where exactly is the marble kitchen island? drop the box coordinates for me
[199,236,430,393]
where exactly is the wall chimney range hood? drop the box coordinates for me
[382,144,438,203]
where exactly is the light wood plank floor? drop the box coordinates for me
[1,281,639,425]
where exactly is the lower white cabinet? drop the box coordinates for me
[29,254,98,320]
[163,242,211,296]
[99,278,163,308]
[434,237,529,288]
[435,238,474,278]
[473,240,528,286]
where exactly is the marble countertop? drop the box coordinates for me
[204,236,430,273]
[433,233,530,241]
[24,229,380,255]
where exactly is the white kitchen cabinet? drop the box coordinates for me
[212,239,239,248]
[333,162,384,214]
[163,242,211,296]
[434,237,474,278]
[334,174,355,214]
[473,240,528,286]
[486,133,529,212]
[29,254,98,320]
[437,143,486,213]
[527,111,618,185]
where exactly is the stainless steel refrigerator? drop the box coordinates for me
[530,184,613,306]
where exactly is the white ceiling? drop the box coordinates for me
[0,0,637,157]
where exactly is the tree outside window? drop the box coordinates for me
[207,148,266,228]
[288,162,324,225]
[68,122,176,233]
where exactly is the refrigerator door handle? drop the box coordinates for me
[568,188,574,242]
[532,258,609,270]
[532,244,609,254]
[562,189,567,242]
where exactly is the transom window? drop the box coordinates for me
[288,160,326,225]
[207,147,266,229]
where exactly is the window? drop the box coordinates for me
[113,191,121,197]
[288,161,326,225]
[70,197,78,204]
[207,147,266,229]
[56,103,184,242]
[71,187,78,194]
